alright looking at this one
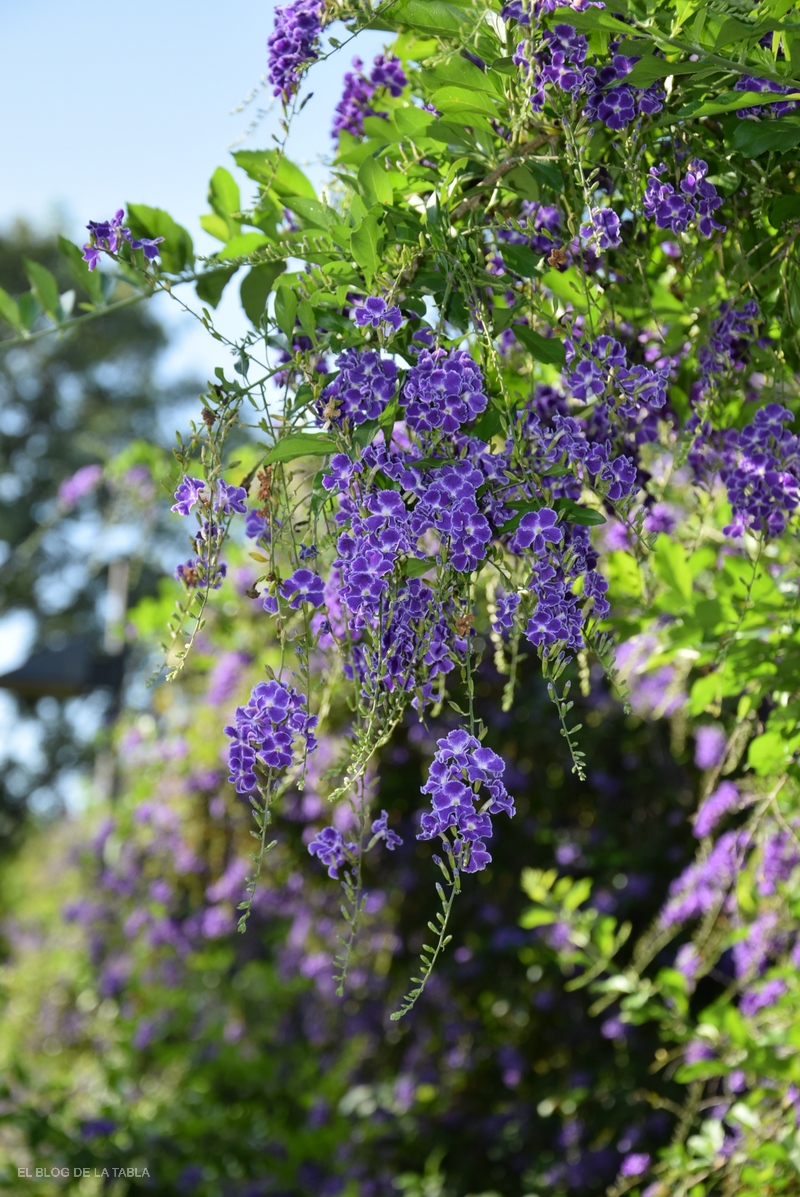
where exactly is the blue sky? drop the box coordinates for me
[0,0,389,681]
[2,0,388,384]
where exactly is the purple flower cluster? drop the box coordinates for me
[175,521,227,590]
[740,978,788,1017]
[308,809,402,879]
[402,348,489,434]
[733,910,782,980]
[416,729,515,873]
[498,200,563,257]
[580,206,621,250]
[58,464,103,508]
[354,296,403,331]
[332,53,407,138]
[735,74,800,118]
[642,160,725,239]
[527,25,663,129]
[267,0,324,101]
[694,725,727,770]
[371,809,403,850]
[225,679,318,793]
[693,781,740,839]
[308,827,356,879]
[317,348,398,426]
[328,450,493,633]
[376,578,467,704]
[661,830,744,926]
[82,209,164,271]
[721,404,799,537]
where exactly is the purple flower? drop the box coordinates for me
[733,911,781,979]
[82,209,164,269]
[596,86,636,129]
[308,826,356,878]
[642,159,724,239]
[354,296,404,331]
[371,810,403,850]
[280,568,325,608]
[693,780,740,838]
[80,1119,117,1141]
[620,1154,651,1178]
[172,476,206,515]
[510,508,563,555]
[215,479,248,514]
[735,73,800,118]
[130,235,164,262]
[58,464,103,508]
[580,206,621,250]
[492,590,521,633]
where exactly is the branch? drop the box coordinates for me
[450,135,554,221]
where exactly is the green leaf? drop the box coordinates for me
[200,214,231,243]
[208,166,241,239]
[18,293,39,332]
[283,196,333,228]
[274,286,298,339]
[504,165,540,199]
[351,216,381,279]
[263,433,337,464]
[58,236,105,306]
[654,537,692,603]
[471,405,504,441]
[748,730,792,775]
[714,16,772,50]
[513,324,567,366]
[625,56,711,86]
[126,204,195,272]
[0,285,23,332]
[403,558,435,578]
[394,106,435,136]
[431,85,499,118]
[358,155,393,208]
[527,160,564,192]
[240,261,285,325]
[550,6,633,34]
[387,0,469,36]
[297,298,316,341]
[678,91,800,119]
[422,57,501,95]
[733,114,800,157]
[23,259,63,323]
[218,232,270,259]
[196,265,237,309]
[770,193,800,226]
[499,244,542,280]
[232,150,317,199]
[555,498,606,526]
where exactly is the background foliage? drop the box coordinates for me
[3,0,800,1194]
